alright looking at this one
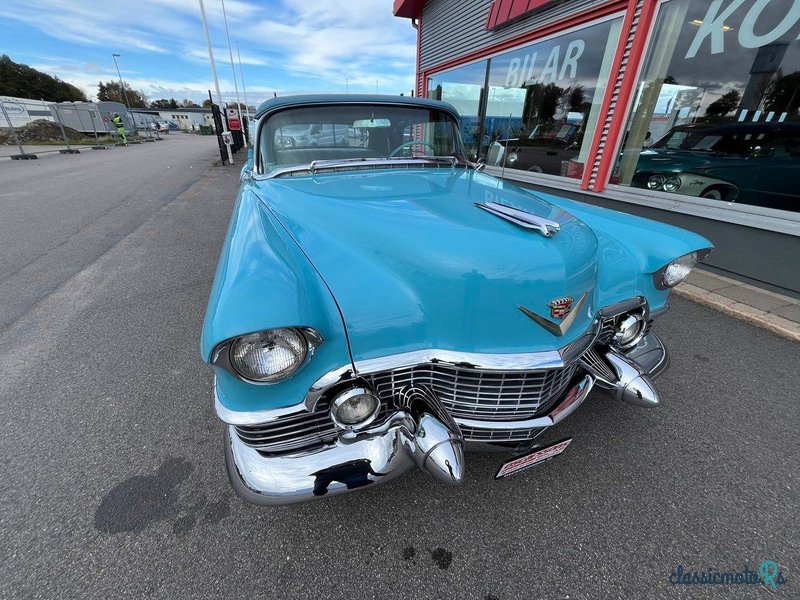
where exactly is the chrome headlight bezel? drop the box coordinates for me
[663,176,681,192]
[211,327,323,384]
[611,311,647,350]
[647,174,665,190]
[654,249,710,290]
[329,387,381,431]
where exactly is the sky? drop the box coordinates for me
[0,0,418,105]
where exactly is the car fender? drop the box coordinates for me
[533,190,713,310]
[201,187,352,412]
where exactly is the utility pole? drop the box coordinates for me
[198,0,233,164]
[220,0,246,146]
[112,53,134,141]
[235,41,251,134]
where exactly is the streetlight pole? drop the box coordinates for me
[220,0,245,146]
[111,53,134,140]
[235,41,250,125]
[198,0,233,164]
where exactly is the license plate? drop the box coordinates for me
[495,438,573,479]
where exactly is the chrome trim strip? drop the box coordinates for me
[598,296,648,319]
[354,347,566,373]
[214,380,310,426]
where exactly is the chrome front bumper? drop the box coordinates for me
[223,332,668,505]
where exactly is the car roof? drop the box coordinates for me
[253,94,460,121]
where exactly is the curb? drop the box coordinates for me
[674,283,800,343]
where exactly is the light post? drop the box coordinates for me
[198,0,233,164]
[220,0,246,146]
[111,53,134,141]
[235,41,251,134]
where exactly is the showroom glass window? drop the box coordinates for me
[614,0,800,213]
[429,16,622,177]
[483,17,622,178]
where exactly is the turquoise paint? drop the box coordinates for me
[202,152,711,415]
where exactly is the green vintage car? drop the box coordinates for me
[631,122,800,212]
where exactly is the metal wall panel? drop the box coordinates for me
[419,0,610,71]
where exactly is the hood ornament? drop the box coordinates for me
[519,292,587,337]
[475,201,560,237]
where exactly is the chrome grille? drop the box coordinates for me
[363,362,578,421]
[234,400,337,454]
[457,425,548,444]
[597,317,616,344]
[579,346,616,382]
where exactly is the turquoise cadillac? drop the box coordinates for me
[201,95,712,505]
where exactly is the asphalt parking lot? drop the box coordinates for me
[0,139,797,599]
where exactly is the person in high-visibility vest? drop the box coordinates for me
[112,113,126,144]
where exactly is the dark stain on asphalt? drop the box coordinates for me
[402,546,416,560]
[430,547,453,569]
[693,353,711,363]
[485,595,500,600]
[203,496,230,523]
[94,457,193,534]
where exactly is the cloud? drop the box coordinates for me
[240,0,417,92]
[4,0,418,100]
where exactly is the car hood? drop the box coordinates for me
[253,168,600,363]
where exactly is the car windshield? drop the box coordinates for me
[258,104,466,173]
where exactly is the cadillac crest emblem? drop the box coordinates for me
[548,296,574,320]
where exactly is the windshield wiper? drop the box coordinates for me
[401,155,460,166]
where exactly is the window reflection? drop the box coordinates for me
[615,0,800,213]
[428,17,621,178]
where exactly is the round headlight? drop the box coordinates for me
[647,175,665,190]
[661,252,698,288]
[507,152,518,163]
[663,176,681,192]
[230,328,308,382]
[612,313,646,350]
[331,387,380,429]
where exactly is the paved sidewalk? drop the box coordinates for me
[676,269,800,342]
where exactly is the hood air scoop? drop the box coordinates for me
[475,201,561,238]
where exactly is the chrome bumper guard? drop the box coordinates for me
[223,332,668,505]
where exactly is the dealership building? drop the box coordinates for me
[394,0,800,295]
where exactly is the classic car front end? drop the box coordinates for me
[201,95,712,505]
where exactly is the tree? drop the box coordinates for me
[150,98,173,109]
[705,89,741,118]
[180,98,200,108]
[0,54,87,101]
[97,80,148,107]
[202,99,213,108]
[763,70,800,116]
